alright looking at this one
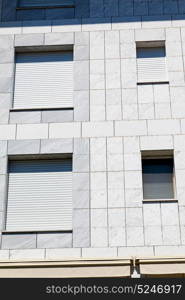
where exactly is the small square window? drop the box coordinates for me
[142,156,174,200]
[137,44,168,83]
[14,51,73,109]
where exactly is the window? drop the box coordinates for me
[6,159,72,231]
[142,154,174,200]
[13,51,73,109]
[137,45,168,83]
[18,0,74,8]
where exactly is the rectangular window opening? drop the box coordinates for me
[13,50,73,109]
[6,158,73,232]
[142,152,175,201]
[136,42,168,84]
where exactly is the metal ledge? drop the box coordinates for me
[142,199,178,203]
[10,107,74,112]
[137,81,169,85]
[2,230,72,234]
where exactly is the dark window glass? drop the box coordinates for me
[142,158,174,200]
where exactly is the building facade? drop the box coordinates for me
[0,0,185,278]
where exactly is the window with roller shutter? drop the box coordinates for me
[142,155,175,201]
[13,51,73,109]
[6,159,72,232]
[137,46,168,83]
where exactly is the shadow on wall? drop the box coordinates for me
[1,0,185,22]
[0,0,89,21]
[0,14,185,31]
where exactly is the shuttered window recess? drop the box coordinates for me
[142,158,174,200]
[137,47,168,83]
[14,52,73,109]
[19,0,74,7]
[6,159,72,232]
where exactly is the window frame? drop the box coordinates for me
[142,152,177,202]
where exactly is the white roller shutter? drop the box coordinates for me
[14,51,73,109]
[19,0,74,7]
[137,47,168,83]
[6,159,72,231]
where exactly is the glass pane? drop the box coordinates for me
[142,158,174,199]
[137,47,165,59]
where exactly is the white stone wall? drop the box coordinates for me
[1,4,185,258]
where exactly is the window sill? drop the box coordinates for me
[137,81,169,85]
[2,230,72,234]
[143,199,178,203]
[10,107,74,112]
[16,5,75,10]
